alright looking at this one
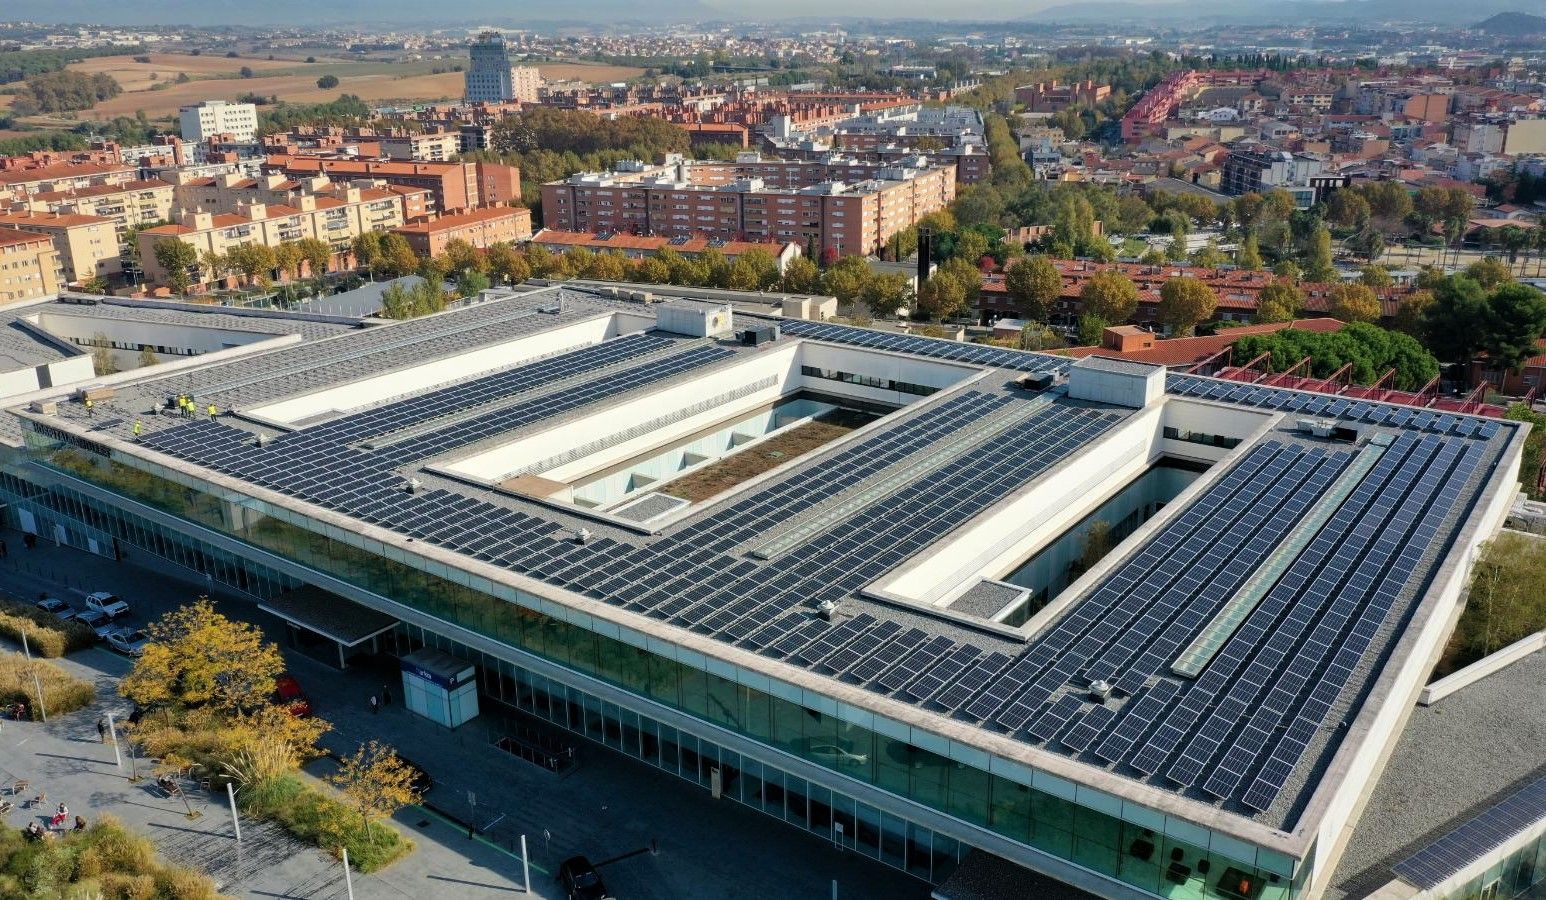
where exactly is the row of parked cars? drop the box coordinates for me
[35,592,150,656]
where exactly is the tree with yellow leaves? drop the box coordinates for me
[120,597,285,714]
[329,740,424,840]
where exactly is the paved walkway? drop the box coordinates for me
[0,529,928,899]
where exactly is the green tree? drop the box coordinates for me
[858,272,913,318]
[328,740,425,843]
[227,243,278,286]
[1189,241,1228,269]
[1392,289,1434,336]
[351,231,383,272]
[119,597,285,713]
[1482,283,1546,372]
[1002,255,1062,321]
[821,255,872,305]
[456,269,491,298]
[1304,224,1337,283]
[1157,276,1218,336]
[1421,275,1490,363]
[1077,314,1109,346]
[735,248,782,290]
[486,243,530,284]
[153,239,198,294]
[316,74,340,89]
[1078,270,1139,323]
[294,237,332,278]
[1273,259,1302,283]
[1236,234,1264,271]
[1255,281,1303,324]
[1359,264,1393,288]
[378,233,418,277]
[1465,256,1513,290]
[1326,282,1382,323]
[915,257,979,320]
[272,241,303,282]
[780,256,822,294]
[441,238,484,275]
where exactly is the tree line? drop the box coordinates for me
[9,70,121,115]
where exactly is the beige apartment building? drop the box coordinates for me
[0,228,62,306]
[135,185,414,287]
[0,211,121,285]
[170,171,431,222]
[24,179,178,259]
[541,156,954,258]
[0,161,137,201]
[393,206,533,256]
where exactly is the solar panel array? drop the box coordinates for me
[288,333,672,447]
[376,345,734,463]
[1392,772,1546,889]
[129,317,1509,825]
[949,426,1489,815]
[781,319,1069,374]
[1167,374,1503,441]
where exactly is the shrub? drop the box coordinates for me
[0,598,95,656]
[0,816,221,898]
[0,651,95,719]
[239,774,412,873]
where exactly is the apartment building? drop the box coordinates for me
[1014,79,1112,112]
[0,211,120,285]
[0,228,61,306]
[261,155,520,215]
[169,172,431,221]
[21,179,177,267]
[179,100,260,143]
[393,206,533,256]
[135,186,411,287]
[1220,147,1327,200]
[542,156,954,258]
[0,160,137,201]
[377,131,462,161]
[465,32,542,103]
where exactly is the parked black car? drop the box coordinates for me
[557,855,608,900]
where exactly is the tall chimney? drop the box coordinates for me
[917,227,933,287]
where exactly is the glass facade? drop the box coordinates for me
[1434,831,1546,900]
[3,433,1303,899]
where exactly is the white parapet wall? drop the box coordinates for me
[248,314,620,425]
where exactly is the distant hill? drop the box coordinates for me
[1473,11,1546,32]
[21,0,720,26]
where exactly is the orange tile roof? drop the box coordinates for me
[0,211,113,228]
[1063,318,1347,367]
[396,206,531,234]
[0,161,134,186]
[0,226,53,247]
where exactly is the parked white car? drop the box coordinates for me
[105,628,150,657]
[84,592,130,619]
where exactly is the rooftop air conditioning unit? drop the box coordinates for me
[816,598,838,621]
[573,527,593,545]
[405,477,422,494]
[1088,679,1113,704]
[1298,418,1338,438]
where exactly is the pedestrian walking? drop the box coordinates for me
[369,694,379,715]
[96,717,108,743]
[380,685,392,707]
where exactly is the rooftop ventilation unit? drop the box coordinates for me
[1298,418,1361,442]
[573,527,593,545]
[1088,679,1113,704]
[1017,372,1055,391]
[816,598,838,621]
[405,477,422,494]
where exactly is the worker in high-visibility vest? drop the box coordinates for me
[207,404,218,420]
[83,397,94,418]
[132,420,142,438]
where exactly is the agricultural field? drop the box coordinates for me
[50,53,645,121]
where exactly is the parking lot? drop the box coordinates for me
[0,528,930,899]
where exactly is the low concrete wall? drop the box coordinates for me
[1419,630,1546,706]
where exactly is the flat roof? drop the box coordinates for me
[1326,648,1546,900]
[8,286,1520,854]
